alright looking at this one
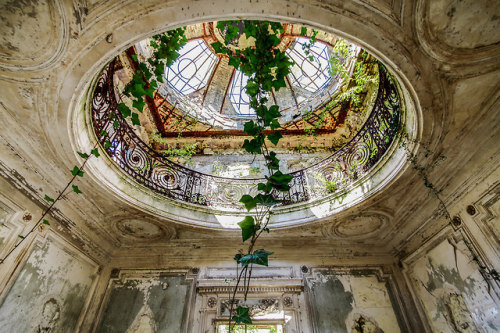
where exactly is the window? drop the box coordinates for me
[229,70,254,116]
[286,37,331,92]
[217,323,284,333]
[165,39,218,95]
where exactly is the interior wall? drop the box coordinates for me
[0,235,99,332]
[96,271,193,333]
[405,236,499,332]
[92,265,410,333]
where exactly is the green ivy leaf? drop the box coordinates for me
[257,182,272,193]
[71,166,84,177]
[132,98,146,112]
[300,26,308,36]
[113,120,119,129]
[265,151,280,170]
[77,151,89,158]
[211,41,224,53]
[72,185,82,194]
[242,137,262,154]
[104,140,111,149]
[267,170,293,192]
[228,56,241,69]
[117,103,131,118]
[90,148,100,158]
[100,130,108,137]
[238,216,259,242]
[43,219,50,226]
[239,249,273,267]
[243,121,262,136]
[232,306,252,325]
[254,193,277,206]
[18,235,25,239]
[267,132,283,145]
[131,54,138,62]
[270,118,281,130]
[240,194,257,211]
[131,113,141,126]
[44,195,54,203]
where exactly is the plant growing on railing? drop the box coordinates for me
[151,130,199,166]
[300,43,378,137]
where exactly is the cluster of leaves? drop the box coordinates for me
[329,42,378,107]
[117,28,187,127]
[301,43,379,137]
[300,26,318,61]
[212,20,298,330]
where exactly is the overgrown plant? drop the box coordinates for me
[301,42,378,137]
[151,130,199,166]
[211,20,301,329]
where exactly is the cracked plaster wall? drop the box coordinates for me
[408,239,500,332]
[96,275,191,333]
[0,237,98,332]
[307,272,402,333]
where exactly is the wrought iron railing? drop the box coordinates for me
[91,59,400,208]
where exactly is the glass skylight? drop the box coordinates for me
[165,39,217,95]
[286,37,332,92]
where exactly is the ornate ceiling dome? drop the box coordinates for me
[88,21,409,228]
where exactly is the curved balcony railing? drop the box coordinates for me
[91,59,400,208]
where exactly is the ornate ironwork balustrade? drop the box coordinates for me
[91,59,400,208]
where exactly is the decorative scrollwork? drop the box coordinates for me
[91,60,401,208]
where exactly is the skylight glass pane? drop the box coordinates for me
[165,40,218,95]
[229,70,255,116]
[286,37,331,92]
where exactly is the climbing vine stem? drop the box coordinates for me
[401,135,499,284]
[0,144,100,264]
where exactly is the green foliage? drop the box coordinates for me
[44,195,54,203]
[240,194,257,211]
[238,216,259,242]
[120,27,187,128]
[77,151,89,158]
[72,185,82,194]
[151,131,199,165]
[238,249,274,267]
[43,219,50,226]
[232,306,252,325]
[71,166,84,177]
[90,148,100,158]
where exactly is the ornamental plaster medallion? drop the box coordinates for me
[114,218,174,241]
[322,212,388,239]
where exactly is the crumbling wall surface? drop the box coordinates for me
[97,274,191,333]
[407,239,500,332]
[306,271,402,333]
[0,237,98,332]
